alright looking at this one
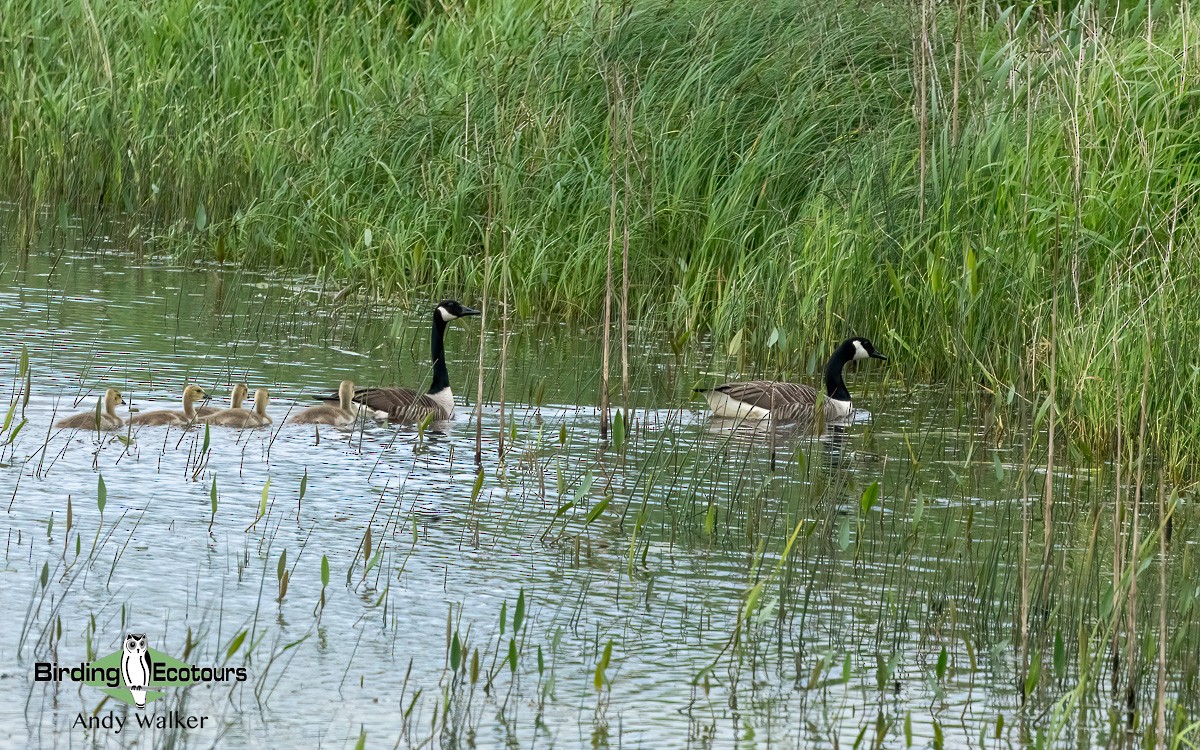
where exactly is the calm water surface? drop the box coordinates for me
[0,235,1184,748]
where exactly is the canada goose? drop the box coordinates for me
[196,382,248,418]
[199,388,272,428]
[290,380,356,426]
[128,385,209,426]
[697,337,887,422]
[55,388,126,430]
[314,299,480,422]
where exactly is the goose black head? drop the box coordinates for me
[435,299,481,322]
[848,337,887,362]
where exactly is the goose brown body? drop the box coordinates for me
[55,388,126,430]
[196,383,248,418]
[698,338,887,423]
[335,386,454,423]
[290,381,356,426]
[314,300,479,422]
[129,385,208,426]
[200,388,271,428]
[702,380,841,422]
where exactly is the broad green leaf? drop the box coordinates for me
[513,589,526,632]
[1024,650,1042,696]
[594,639,613,691]
[225,630,247,662]
[727,328,744,356]
[584,494,611,525]
[860,481,880,514]
[259,478,270,518]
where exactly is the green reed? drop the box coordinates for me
[7,377,1199,745]
[4,0,1198,464]
[5,2,1200,743]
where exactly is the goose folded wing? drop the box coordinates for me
[713,380,819,410]
[315,387,437,420]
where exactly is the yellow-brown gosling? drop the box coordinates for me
[289,380,355,426]
[199,387,272,428]
[196,382,248,419]
[55,388,126,430]
[129,385,209,426]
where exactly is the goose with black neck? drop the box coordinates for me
[314,299,480,422]
[696,337,887,422]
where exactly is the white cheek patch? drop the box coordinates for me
[853,340,869,360]
[438,306,455,322]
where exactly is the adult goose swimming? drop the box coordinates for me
[55,388,126,430]
[314,299,480,422]
[697,337,887,422]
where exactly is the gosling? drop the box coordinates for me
[196,382,249,419]
[199,388,272,429]
[128,385,208,426]
[288,380,356,426]
[55,388,126,430]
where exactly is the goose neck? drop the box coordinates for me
[823,348,853,402]
[429,312,450,394]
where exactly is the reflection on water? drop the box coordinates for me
[0,240,1189,748]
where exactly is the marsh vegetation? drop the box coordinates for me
[0,230,1195,748]
[2,0,1200,745]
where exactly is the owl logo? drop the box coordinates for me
[120,633,153,709]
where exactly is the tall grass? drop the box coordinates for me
[4,245,1200,745]
[3,0,1200,461]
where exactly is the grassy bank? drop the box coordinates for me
[3,0,1200,463]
